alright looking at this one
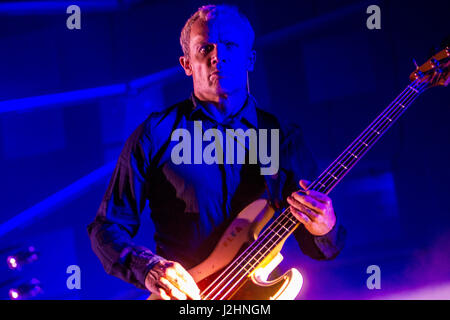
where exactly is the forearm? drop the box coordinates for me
[87,216,165,290]
[293,221,346,260]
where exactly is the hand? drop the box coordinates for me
[145,260,201,300]
[287,179,336,236]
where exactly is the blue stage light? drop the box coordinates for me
[6,246,39,271]
[8,278,42,300]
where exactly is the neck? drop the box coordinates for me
[196,88,248,122]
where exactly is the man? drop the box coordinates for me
[88,4,345,300]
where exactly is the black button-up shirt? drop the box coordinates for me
[87,93,346,290]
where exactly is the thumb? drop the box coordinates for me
[299,179,311,190]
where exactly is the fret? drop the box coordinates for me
[253,250,264,260]
[383,105,404,125]
[276,222,289,236]
[370,127,381,135]
[359,140,369,147]
[392,105,404,116]
[265,233,278,242]
[326,171,338,180]
[286,214,297,224]
[246,250,268,271]
[347,151,358,159]
[279,223,290,232]
[243,261,257,271]
[255,243,272,256]
[364,131,381,145]
[337,162,348,170]
[408,85,419,93]
[398,103,405,109]
[317,181,327,189]
[235,257,250,270]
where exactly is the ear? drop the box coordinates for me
[247,50,256,72]
[179,56,193,76]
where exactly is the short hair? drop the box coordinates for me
[180,4,255,57]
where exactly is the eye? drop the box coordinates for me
[224,41,238,49]
[199,44,213,55]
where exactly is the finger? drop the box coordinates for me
[165,264,198,299]
[304,190,332,205]
[160,277,187,300]
[287,196,319,221]
[158,261,200,300]
[157,288,171,300]
[299,179,311,190]
[290,206,311,225]
[173,263,194,284]
[298,180,333,205]
[153,260,171,277]
[173,263,201,300]
[290,193,326,214]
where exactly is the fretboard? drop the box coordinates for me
[202,79,427,300]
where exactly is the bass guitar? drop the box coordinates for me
[148,47,449,300]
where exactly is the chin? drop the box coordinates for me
[210,85,229,96]
[214,82,241,95]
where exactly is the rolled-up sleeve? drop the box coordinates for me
[87,122,164,290]
[280,123,346,260]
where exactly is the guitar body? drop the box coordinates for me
[148,199,303,300]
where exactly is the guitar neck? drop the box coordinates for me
[309,80,425,195]
[231,80,428,286]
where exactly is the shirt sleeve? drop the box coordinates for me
[279,123,347,260]
[87,121,165,290]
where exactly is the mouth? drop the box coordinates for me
[210,71,225,78]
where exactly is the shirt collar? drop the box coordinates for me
[189,92,258,128]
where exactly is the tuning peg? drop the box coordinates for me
[412,59,423,79]
[430,58,439,68]
[412,71,423,79]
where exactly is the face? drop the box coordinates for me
[180,14,255,103]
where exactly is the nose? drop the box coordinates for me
[210,44,226,65]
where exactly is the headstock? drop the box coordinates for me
[410,47,450,89]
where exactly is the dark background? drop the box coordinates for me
[0,0,449,299]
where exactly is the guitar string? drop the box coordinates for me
[313,80,427,195]
[202,82,424,300]
[208,210,299,299]
[201,82,423,299]
[202,80,427,300]
[319,84,427,194]
[202,80,425,300]
[209,58,446,298]
[203,207,298,299]
[310,79,424,194]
